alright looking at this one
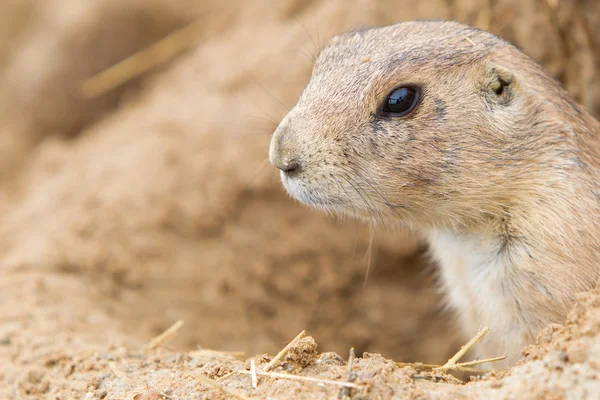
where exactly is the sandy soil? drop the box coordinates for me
[0,0,598,399]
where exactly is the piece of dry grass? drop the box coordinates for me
[436,325,490,371]
[396,361,485,374]
[462,35,477,46]
[397,325,506,375]
[398,355,506,374]
[338,347,356,399]
[413,372,465,385]
[453,356,506,368]
[250,359,258,389]
[196,347,246,359]
[434,326,508,373]
[238,370,362,389]
[108,361,129,381]
[145,320,184,351]
[264,329,306,372]
[81,20,204,98]
[185,372,251,400]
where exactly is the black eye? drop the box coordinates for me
[383,86,419,115]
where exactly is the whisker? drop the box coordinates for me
[232,131,273,138]
[338,166,385,227]
[343,161,410,230]
[363,224,375,288]
[313,11,321,52]
[331,175,361,258]
[340,175,374,217]
[249,158,272,185]
[246,115,280,126]
[296,48,317,65]
[249,73,289,118]
[292,16,318,62]
[332,175,357,219]
[345,175,387,229]
[244,88,281,127]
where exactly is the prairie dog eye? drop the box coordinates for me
[383,86,420,115]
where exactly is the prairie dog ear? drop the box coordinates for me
[482,63,515,104]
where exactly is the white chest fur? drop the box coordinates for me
[425,229,526,363]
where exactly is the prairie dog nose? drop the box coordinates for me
[269,122,302,173]
[275,157,300,173]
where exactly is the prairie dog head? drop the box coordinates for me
[270,21,569,230]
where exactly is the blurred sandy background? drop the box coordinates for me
[0,0,598,398]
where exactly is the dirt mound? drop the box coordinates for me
[8,287,600,399]
[0,0,598,398]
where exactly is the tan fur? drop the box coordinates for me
[269,21,600,367]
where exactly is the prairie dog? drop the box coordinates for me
[269,21,600,367]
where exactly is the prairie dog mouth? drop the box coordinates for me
[280,171,378,221]
[280,172,338,207]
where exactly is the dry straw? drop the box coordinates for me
[146,319,184,351]
[81,20,203,98]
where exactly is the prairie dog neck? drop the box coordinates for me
[426,229,525,365]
